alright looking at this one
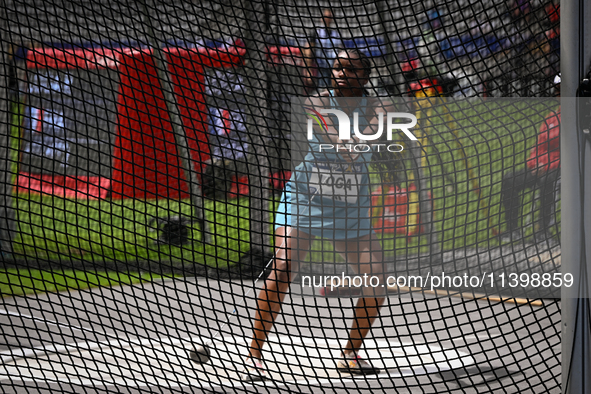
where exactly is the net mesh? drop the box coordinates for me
[1,0,561,392]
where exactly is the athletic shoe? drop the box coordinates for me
[337,353,381,375]
[239,357,269,381]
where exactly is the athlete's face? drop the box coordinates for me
[331,53,369,97]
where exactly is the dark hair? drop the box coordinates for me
[334,48,372,97]
[338,48,372,78]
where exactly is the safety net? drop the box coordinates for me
[1,0,561,392]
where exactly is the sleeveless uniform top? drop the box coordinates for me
[275,92,373,240]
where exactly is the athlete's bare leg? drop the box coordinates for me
[333,232,386,355]
[248,227,314,360]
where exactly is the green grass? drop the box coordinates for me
[0,268,165,297]
[8,98,561,278]
[418,99,561,249]
[13,195,255,267]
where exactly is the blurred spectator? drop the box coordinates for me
[448,70,484,98]
[545,1,560,27]
[269,44,317,95]
[204,68,246,102]
[417,9,444,72]
[508,0,532,24]
[533,29,560,94]
[401,56,420,85]
[406,9,451,95]
[202,107,248,199]
[308,8,342,89]
[208,107,248,162]
[501,74,560,244]
[541,1,560,91]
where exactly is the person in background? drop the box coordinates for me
[501,74,560,245]
[304,8,343,90]
[202,107,248,199]
[508,0,532,24]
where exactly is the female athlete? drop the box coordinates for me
[241,48,391,380]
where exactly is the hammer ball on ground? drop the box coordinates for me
[190,344,211,364]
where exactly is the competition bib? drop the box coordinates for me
[308,162,362,204]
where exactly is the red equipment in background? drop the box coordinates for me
[408,78,443,97]
[24,44,245,200]
[111,46,245,199]
[371,184,426,237]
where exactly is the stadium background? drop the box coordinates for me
[1,0,563,393]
